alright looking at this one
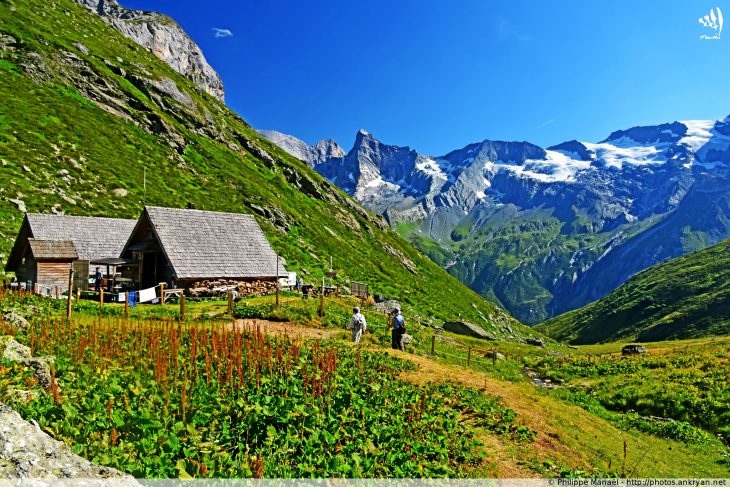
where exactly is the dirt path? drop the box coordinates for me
[231,319,343,340]
[230,320,705,477]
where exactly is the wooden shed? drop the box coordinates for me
[5,214,137,291]
[10,239,79,293]
[121,206,287,289]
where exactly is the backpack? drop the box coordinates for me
[355,314,366,330]
[393,314,405,333]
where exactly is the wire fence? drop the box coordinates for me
[8,282,508,374]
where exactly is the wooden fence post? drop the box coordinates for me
[34,283,39,295]
[467,347,472,366]
[66,269,74,320]
[124,292,129,318]
[227,291,233,314]
[55,287,59,299]
[160,283,166,305]
[492,350,496,366]
[100,288,104,307]
[431,335,436,355]
[180,295,186,321]
[76,287,80,301]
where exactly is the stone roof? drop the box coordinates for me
[25,214,137,262]
[27,239,78,260]
[133,206,287,280]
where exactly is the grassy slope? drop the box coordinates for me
[0,0,540,339]
[536,237,730,344]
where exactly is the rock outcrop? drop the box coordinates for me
[0,402,140,482]
[1,336,54,390]
[443,321,496,340]
[75,0,224,102]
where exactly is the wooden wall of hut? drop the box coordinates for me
[36,261,73,293]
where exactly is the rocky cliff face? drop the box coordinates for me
[257,130,344,166]
[76,0,224,101]
[263,118,730,324]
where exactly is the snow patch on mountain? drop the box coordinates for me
[679,120,715,152]
[487,149,593,183]
[582,141,662,169]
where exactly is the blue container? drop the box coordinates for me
[128,291,137,307]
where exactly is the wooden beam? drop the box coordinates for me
[66,269,74,320]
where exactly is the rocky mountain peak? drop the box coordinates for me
[257,130,344,166]
[76,0,224,102]
[310,139,345,162]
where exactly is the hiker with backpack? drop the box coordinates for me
[348,306,367,343]
[390,307,406,351]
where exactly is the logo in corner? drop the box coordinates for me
[699,7,723,39]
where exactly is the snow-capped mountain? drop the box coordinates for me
[261,116,730,324]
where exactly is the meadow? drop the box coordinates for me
[1,289,728,477]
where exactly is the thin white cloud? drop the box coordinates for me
[496,17,531,43]
[535,119,556,129]
[212,28,233,39]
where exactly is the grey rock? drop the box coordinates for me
[5,389,40,403]
[18,357,53,390]
[526,337,546,348]
[8,198,26,213]
[73,42,89,55]
[401,333,413,345]
[621,344,647,356]
[2,311,29,330]
[443,321,496,340]
[248,204,290,233]
[0,402,140,482]
[0,34,17,50]
[1,337,54,390]
[112,188,128,197]
[149,76,196,111]
[76,0,224,101]
[373,300,401,315]
[483,350,505,361]
[1,336,31,360]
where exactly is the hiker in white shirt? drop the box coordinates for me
[348,306,367,343]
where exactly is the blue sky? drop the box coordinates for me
[124,0,730,155]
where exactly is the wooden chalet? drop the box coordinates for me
[5,214,137,292]
[120,206,287,289]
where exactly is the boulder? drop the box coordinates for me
[621,344,647,356]
[483,350,505,361]
[1,336,31,361]
[443,321,496,340]
[374,300,401,315]
[401,334,413,345]
[0,402,141,482]
[19,357,54,390]
[526,337,546,348]
[3,311,29,330]
[1,337,54,390]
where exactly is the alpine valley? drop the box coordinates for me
[262,119,730,324]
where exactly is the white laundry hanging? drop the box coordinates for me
[138,287,157,303]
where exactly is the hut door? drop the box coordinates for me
[73,261,89,290]
[141,252,158,288]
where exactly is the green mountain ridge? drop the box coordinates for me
[536,237,730,344]
[0,0,537,341]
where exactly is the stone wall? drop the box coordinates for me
[188,279,278,298]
